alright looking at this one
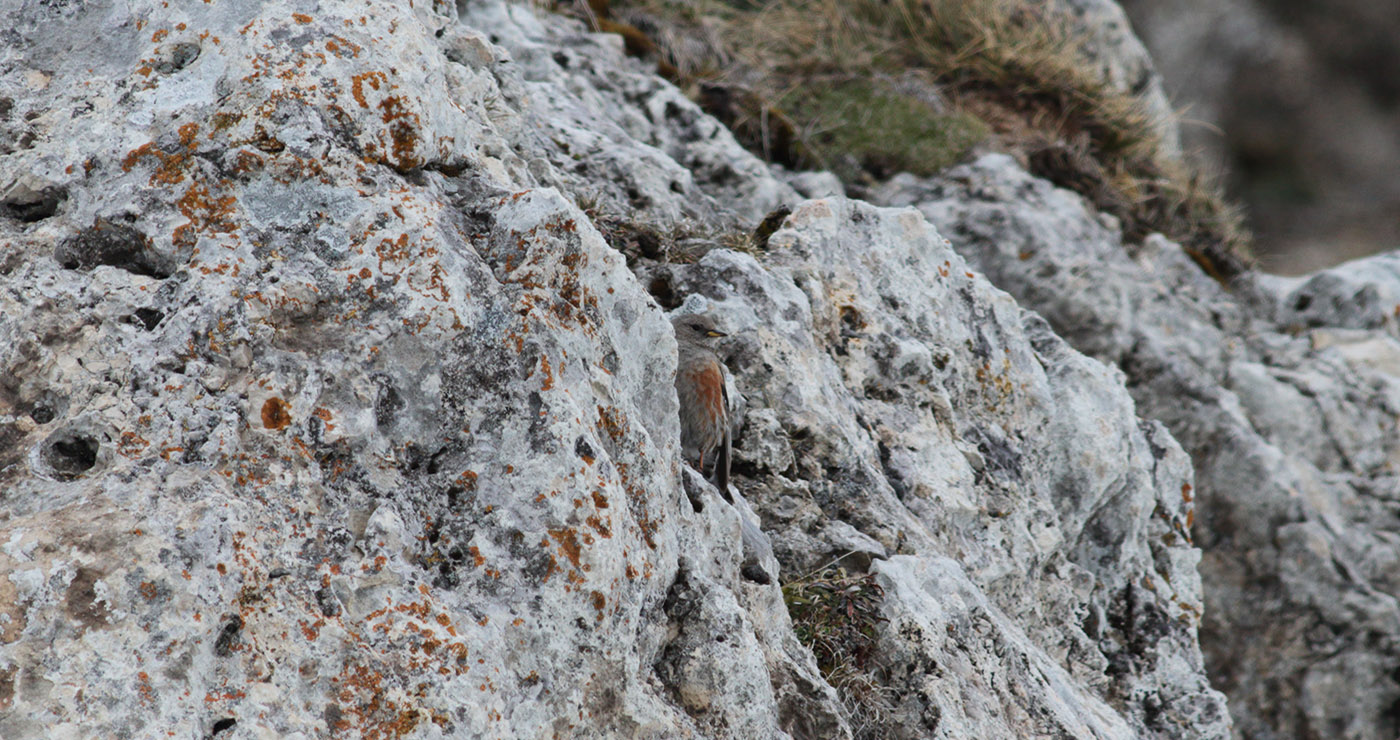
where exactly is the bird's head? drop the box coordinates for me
[671,313,727,347]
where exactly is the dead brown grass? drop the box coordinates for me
[553,0,1253,279]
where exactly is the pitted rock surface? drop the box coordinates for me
[5,0,1391,739]
[0,2,822,737]
[651,197,1226,738]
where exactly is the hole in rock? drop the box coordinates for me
[209,717,237,737]
[2,187,65,222]
[133,307,164,331]
[445,484,464,507]
[625,185,651,209]
[214,615,243,657]
[42,433,99,479]
[54,220,173,279]
[29,404,54,425]
[155,42,201,74]
[648,274,679,310]
[316,587,341,617]
[22,393,66,426]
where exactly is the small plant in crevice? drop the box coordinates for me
[782,565,898,738]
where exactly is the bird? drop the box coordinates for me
[671,313,732,502]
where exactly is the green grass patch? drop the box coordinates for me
[782,80,989,180]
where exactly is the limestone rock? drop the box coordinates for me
[879,153,1400,739]
[654,197,1227,738]
[0,0,1291,739]
[0,1,822,737]
[458,1,797,228]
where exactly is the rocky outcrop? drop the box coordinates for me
[650,196,1227,737]
[2,0,1396,739]
[876,156,1400,739]
[0,1,827,737]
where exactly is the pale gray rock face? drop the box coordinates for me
[0,1,825,738]
[0,1,1250,740]
[652,198,1227,738]
[458,2,797,229]
[875,154,1400,739]
[1269,253,1400,337]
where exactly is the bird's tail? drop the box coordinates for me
[713,433,732,504]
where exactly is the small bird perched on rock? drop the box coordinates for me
[672,313,732,501]
[673,313,773,585]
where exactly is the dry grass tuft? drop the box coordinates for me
[550,0,1253,279]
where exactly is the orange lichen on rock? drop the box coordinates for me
[261,397,292,430]
[377,95,423,170]
[548,528,583,570]
[175,180,238,234]
[351,71,388,109]
[539,355,555,390]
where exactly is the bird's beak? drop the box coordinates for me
[706,330,727,338]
